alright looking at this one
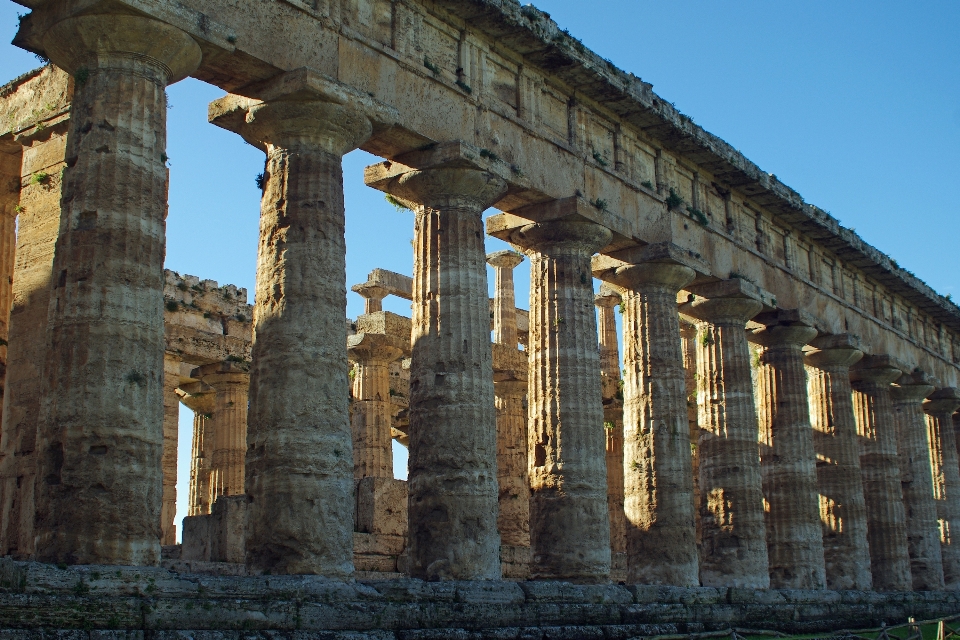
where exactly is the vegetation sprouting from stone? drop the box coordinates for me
[255,173,265,191]
[666,188,684,211]
[455,79,473,94]
[385,194,410,212]
[592,150,608,167]
[479,148,501,163]
[641,180,654,190]
[591,198,608,212]
[686,206,708,227]
[423,57,441,76]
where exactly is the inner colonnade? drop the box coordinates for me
[1,1,960,599]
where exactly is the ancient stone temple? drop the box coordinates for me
[1,0,960,636]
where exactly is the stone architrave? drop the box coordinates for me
[161,353,181,546]
[750,311,826,589]
[680,279,770,588]
[195,361,250,503]
[347,330,406,479]
[924,387,960,590]
[500,217,613,583]
[487,250,530,550]
[850,356,913,591]
[180,385,215,517]
[892,370,944,591]
[365,143,507,580]
[225,70,397,577]
[804,335,872,591]
[601,258,698,586]
[31,13,201,566]
[595,287,626,563]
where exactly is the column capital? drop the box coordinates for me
[804,334,864,369]
[680,278,770,325]
[347,332,407,365]
[850,354,905,386]
[178,382,215,415]
[594,285,621,309]
[42,14,202,84]
[351,282,389,314]
[748,310,819,349]
[506,219,613,256]
[604,262,696,294]
[487,250,524,270]
[924,387,960,417]
[193,361,250,386]
[890,370,936,404]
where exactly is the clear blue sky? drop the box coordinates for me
[2,1,958,540]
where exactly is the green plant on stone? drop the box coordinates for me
[641,180,654,190]
[686,206,708,227]
[510,164,524,178]
[591,198,608,212]
[30,172,49,185]
[14,205,24,214]
[603,421,615,430]
[592,150,608,168]
[423,57,441,76]
[479,148,501,163]
[165,300,179,312]
[699,330,714,348]
[665,188,684,212]
[255,173,265,191]
[385,194,410,212]
[455,79,473,94]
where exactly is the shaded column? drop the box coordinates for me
[347,333,405,479]
[232,71,395,576]
[33,13,201,565]
[161,354,181,546]
[850,356,912,591]
[892,370,943,591]
[352,282,389,314]
[679,322,701,547]
[180,386,215,517]
[196,362,250,502]
[681,282,769,588]
[750,312,826,589]
[488,250,530,549]
[924,387,960,590]
[805,335,872,590]
[0,148,17,414]
[506,218,612,583]
[595,287,625,562]
[365,144,507,580]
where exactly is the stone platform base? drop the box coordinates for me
[2,559,960,639]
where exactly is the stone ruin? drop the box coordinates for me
[1,0,960,636]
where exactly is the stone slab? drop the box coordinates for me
[356,477,408,538]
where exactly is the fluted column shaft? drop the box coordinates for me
[892,377,944,590]
[33,14,200,565]
[0,151,16,411]
[240,97,374,577]
[182,389,215,517]
[489,251,523,348]
[348,335,403,480]
[851,365,912,591]
[752,324,826,589]
[610,263,698,585]
[805,345,872,590]
[924,390,960,590]
[680,323,701,547]
[686,296,769,588]
[199,366,249,502]
[161,354,181,546]
[596,290,625,558]
[511,219,612,582]
[495,379,529,547]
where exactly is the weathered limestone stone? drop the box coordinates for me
[603,260,698,586]
[365,143,507,580]
[679,322,702,548]
[355,477,408,538]
[352,282,390,314]
[180,385,215,517]
[223,71,395,577]
[749,312,826,589]
[804,334,872,591]
[488,250,530,552]
[195,361,250,502]
[347,330,406,479]
[595,287,626,564]
[32,13,201,565]
[924,387,960,590]
[850,356,912,591]
[681,280,769,588]
[162,353,182,546]
[891,370,944,591]
[505,218,613,583]
[0,148,16,411]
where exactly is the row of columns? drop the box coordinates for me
[9,9,960,593]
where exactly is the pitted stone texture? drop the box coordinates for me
[804,339,872,591]
[162,353,182,546]
[596,288,625,559]
[891,371,944,591]
[509,219,612,583]
[241,97,373,577]
[348,331,406,480]
[181,387,215,517]
[376,163,506,580]
[33,14,200,566]
[679,322,701,549]
[606,262,697,586]
[355,477,408,538]
[923,388,960,590]
[850,359,912,591]
[196,361,250,502]
[682,294,769,588]
[751,321,826,589]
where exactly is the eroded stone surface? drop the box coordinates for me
[923,388,960,590]
[595,287,625,566]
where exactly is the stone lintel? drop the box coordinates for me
[492,343,526,382]
[362,269,414,301]
[488,196,634,254]
[354,311,412,341]
[591,242,711,281]
[192,360,250,379]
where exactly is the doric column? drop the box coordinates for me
[892,370,944,590]
[347,332,405,479]
[32,13,201,565]
[161,354,181,546]
[603,260,698,586]
[595,287,625,561]
[749,311,826,589]
[180,385,215,517]
[804,335,872,590]
[365,143,507,580]
[196,362,250,503]
[679,322,701,547]
[229,71,395,576]
[681,281,769,588]
[352,282,389,314]
[850,356,912,591]
[924,387,960,590]
[0,148,17,413]
[488,250,529,549]
[504,218,613,583]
